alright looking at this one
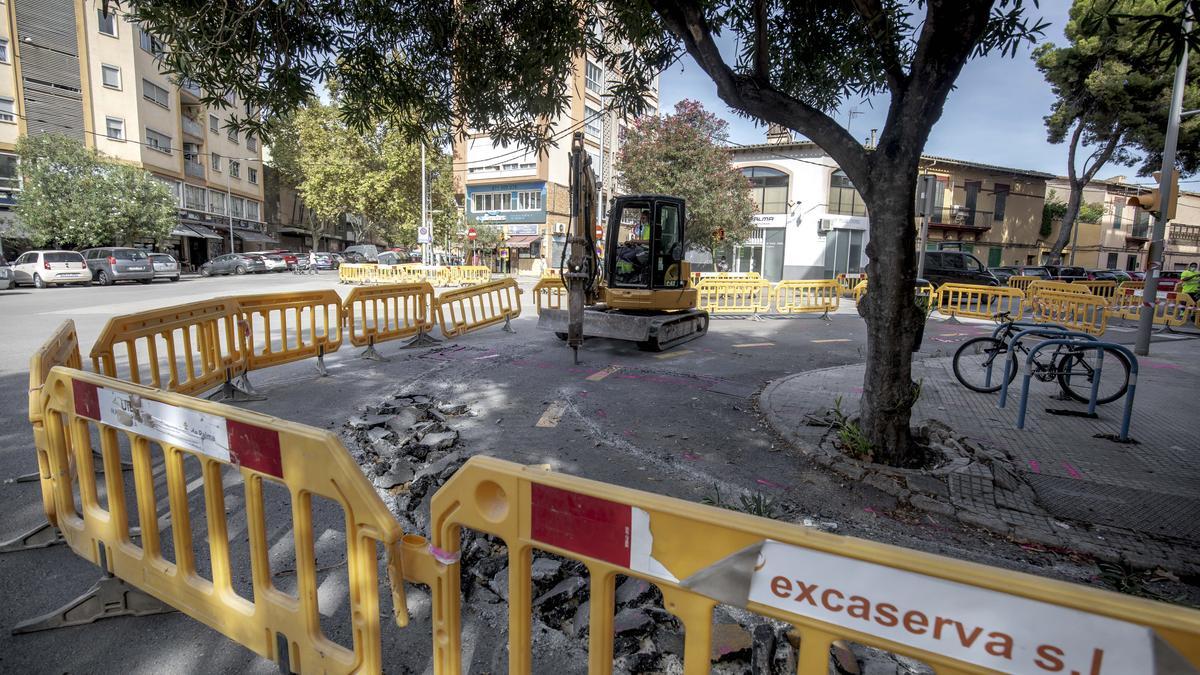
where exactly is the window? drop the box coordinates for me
[993,183,1008,221]
[1107,252,1119,269]
[1126,254,1138,272]
[587,150,602,181]
[585,60,603,93]
[0,153,17,189]
[183,142,200,163]
[246,135,257,151]
[230,196,244,218]
[828,170,867,217]
[245,200,259,221]
[1112,202,1124,230]
[184,184,205,210]
[247,167,258,184]
[742,166,790,214]
[97,9,117,36]
[139,29,164,56]
[472,191,511,212]
[142,79,170,108]
[210,152,221,171]
[209,114,219,133]
[584,105,601,137]
[0,98,14,123]
[0,38,9,63]
[154,176,181,205]
[229,160,240,178]
[208,190,226,215]
[105,117,124,140]
[963,180,981,213]
[515,190,540,210]
[101,64,121,89]
[145,128,171,153]
[227,126,238,143]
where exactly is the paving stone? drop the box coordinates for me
[864,473,904,497]
[905,474,949,498]
[957,510,1012,535]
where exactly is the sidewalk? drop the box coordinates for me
[759,333,1200,575]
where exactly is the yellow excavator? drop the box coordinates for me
[537,133,709,361]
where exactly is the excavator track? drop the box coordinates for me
[538,307,709,352]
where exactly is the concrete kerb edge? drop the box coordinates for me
[757,370,1200,577]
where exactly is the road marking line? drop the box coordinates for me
[536,401,567,428]
[732,342,775,348]
[812,338,852,343]
[654,350,692,360]
[586,366,621,381]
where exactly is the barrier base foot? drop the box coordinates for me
[11,574,175,635]
[0,522,63,553]
[751,313,764,322]
[207,380,267,403]
[316,353,328,377]
[402,330,441,349]
[501,315,516,333]
[360,344,390,361]
[4,470,39,484]
[1046,408,1100,419]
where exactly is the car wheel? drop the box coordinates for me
[98,270,111,286]
[235,265,247,275]
[170,276,180,282]
[138,278,152,284]
[200,267,211,277]
[33,274,46,289]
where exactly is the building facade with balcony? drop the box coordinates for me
[0,1,267,268]
[1045,176,1200,272]
[728,135,1051,281]
[453,45,657,274]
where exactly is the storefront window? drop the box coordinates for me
[741,166,789,214]
[828,170,867,217]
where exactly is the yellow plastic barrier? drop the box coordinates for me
[695,278,772,315]
[343,282,437,350]
[851,279,868,302]
[836,272,867,297]
[28,320,81,531]
[90,297,248,397]
[436,277,522,337]
[236,290,344,372]
[774,280,840,316]
[1116,290,1196,327]
[1032,290,1109,335]
[1006,276,1039,293]
[374,265,412,284]
[338,263,377,285]
[1027,280,1092,300]
[35,367,405,674]
[932,284,1024,320]
[449,266,492,287]
[1073,280,1117,303]
[426,456,1200,674]
[532,275,567,315]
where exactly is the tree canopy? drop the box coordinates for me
[617,100,755,259]
[1035,0,1199,261]
[16,134,177,248]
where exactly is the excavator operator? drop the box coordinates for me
[614,208,652,287]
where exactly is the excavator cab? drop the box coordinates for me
[602,195,697,311]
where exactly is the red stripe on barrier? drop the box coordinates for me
[72,379,101,420]
[531,483,631,567]
[226,419,284,479]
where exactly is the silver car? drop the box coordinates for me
[148,253,181,282]
[81,247,154,285]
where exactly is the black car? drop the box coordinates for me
[1042,265,1087,281]
[922,251,999,287]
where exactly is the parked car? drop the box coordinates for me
[0,256,14,290]
[1104,269,1132,282]
[10,250,90,288]
[922,251,999,287]
[199,253,269,277]
[1041,265,1087,281]
[989,267,1016,284]
[314,252,341,270]
[343,244,380,262]
[377,251,403,266]
[1084,269,1119,281]
[1159,270,1183,292]
[342,251,369,264]
[993,265,1051,280]
[260,253,288,272]
[148,253,181,282]
[80,247,154,285]
[261,249,298,270]
[1126,270,1146,281]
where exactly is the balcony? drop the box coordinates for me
[1169,223,1200,247]
[179,80,202,102]
[1125,219,1151,245]
[181,115,204,139]
[924,206,994,232]
[184,161,205,179]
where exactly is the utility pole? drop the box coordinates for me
[1135,10,1191,356]
[421,142,428,266]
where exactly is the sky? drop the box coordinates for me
[657,0,1112,180]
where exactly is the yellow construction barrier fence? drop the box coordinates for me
[449,266,491,286]
[835,272,867,297]
[694,278,772,316]
[532,275,566,315]
[342,282,438,356]
[1032,289,1109,336]
[338,263,377,284]
[932,284,1025,320]
[436,277,522,337]
[1072,280,1118,303]
[237,290,343,374]
[1006,275,1040,292]
[774,280,840,317]
[1115,289,1196,327]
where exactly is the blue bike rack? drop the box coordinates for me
[1016,340,1138,441]
[996,328,1097,408]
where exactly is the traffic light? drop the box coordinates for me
[1127,170,1180,220]
[716,227,725,241]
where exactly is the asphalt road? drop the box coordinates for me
[0,273,1188,673]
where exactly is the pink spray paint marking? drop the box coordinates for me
[1028,460,1041,474]
[756,478,785,489]
[595,409,607,418]
[1062,461,1083,479]
[682,452,701,461]
[850,387,864,394]
[1141,360,1182,370]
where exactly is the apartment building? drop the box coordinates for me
[1045,176,1200,271]
[453,50,657,274]
[0,0,267,268]
[727,134,1051,280]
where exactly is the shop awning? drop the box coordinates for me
[235,230,278,243]
[505,234,540,249]
[180,223,223,239]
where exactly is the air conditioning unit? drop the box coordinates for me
[552,222,567,234]
[817,219,832,234]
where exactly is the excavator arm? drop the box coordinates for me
[562,133,601,363]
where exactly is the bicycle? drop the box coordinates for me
[951,312,1131,404]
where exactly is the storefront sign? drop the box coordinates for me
[480,214,506,222]
[751,214,788,228]
[506,223,539,236]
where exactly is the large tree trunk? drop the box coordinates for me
[1047,183,1084,263]
[857,170,923,465]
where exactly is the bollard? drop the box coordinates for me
[997,328,1095,409]
[1015,339,1138,440]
